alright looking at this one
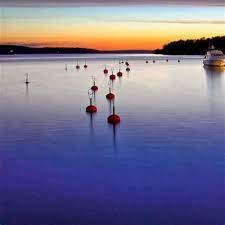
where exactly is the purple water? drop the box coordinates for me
[0,54,224,225]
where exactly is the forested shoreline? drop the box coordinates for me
[154,36,225,55]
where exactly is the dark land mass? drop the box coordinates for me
[1,36,224,55]
[0,45,153,55]
[154,36,225,55]
[0,45,100,55]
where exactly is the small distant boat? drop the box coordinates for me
[203,45,225,67]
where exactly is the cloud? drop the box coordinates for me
[104,18,225,24]
[0,0,224,7]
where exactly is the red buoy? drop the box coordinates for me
[103,65,108,74]
[76,60,80,69]
[108,104,120,125]
[86,105,97,113]
[86,90,97,113]
[106,87,115,100]
[108,114,120,124]
[84,59,88,68]
[110,72,116,80]
[117,70,123,77]
[91,80,98,91]
[91,85,98,91]
[106,93,115,100]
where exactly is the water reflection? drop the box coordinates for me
[93,92,97,104]
[118,76,122,89]
[25,83,29,98]
[112,125,117,152]
[108,124,119,153]
[204,66,224,97]
[87,112,96,143]
[108,100,120,152]
[204,66,225,116]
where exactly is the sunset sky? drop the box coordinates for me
[0,0,224,50]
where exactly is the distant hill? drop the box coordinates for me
[154,36,225,55]
[0,45,100,55]
[0,45,153,55]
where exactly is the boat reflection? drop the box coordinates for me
[204,66,224,96]
[204,66,225,116]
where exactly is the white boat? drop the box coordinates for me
[203,45,225,67]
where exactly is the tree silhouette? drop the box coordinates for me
[154,36,225,55]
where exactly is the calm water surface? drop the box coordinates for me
[0,54,224,225]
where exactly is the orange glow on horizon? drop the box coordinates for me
[1,20,224,50]
[1,37,166,50]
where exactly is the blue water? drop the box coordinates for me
[0,54,224,225]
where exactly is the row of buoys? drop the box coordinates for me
[86,87,120,125]
[85,60,130,125]
[86,91,120,125]
[145,59,181,63]
[65,60,88,71]
[104,66,129,76]
[77,60,88,69]
[69,58,181,72]
[119,59,130,65]
[119,59,131,72]
[24,60,123,126]
[85,56,181,126]
[104,63,129,80]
